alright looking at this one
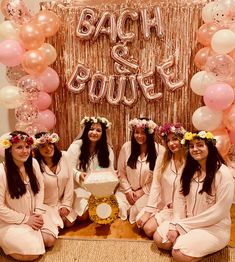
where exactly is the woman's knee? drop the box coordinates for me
[172,249,202,262]
[42,233,56,248]
[143,222,156,238]
[153,231,173,250]
[10,253,40,261]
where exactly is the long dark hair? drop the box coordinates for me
[127,122,157,171]
[34,132,62,172]
[79,122,110,171]
[5,131,40,199]
[181,138,225,196]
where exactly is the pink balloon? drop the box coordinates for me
[35,109,56,130]
[32,91,52,110]
[203,82,235,111]
[36,67,59,93]
[205,54,234,79]
[0,40,25,66]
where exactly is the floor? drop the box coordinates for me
[60,204,235,247]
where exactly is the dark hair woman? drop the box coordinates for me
[116,118,165,224]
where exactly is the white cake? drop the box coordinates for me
[84,169,119,197]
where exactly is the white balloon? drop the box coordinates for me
[190,71,217,96]
[0,21,19,41]
[211,29,235,54]
[0,85,23,109]
[202,2,215,23]
[192,106,223,131]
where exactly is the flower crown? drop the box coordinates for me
[0,134,34,149]
[181,131,216,145]
[158,123,186,137]
[80,116,111,129]
[128,118,157,134]
[34,133,60,147]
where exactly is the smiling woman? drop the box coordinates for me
[67,116,115,222]
[156,130,234,261]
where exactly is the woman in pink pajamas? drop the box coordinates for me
[116,118,165,224]
[34,132,75,234]
[0,131,55,261]
[156,131,234,261]
[136,123,186,238]
[67,116,114,221]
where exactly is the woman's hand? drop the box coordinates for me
[26,213,44,230]
[59,207,70,218]
[125,191,136,205]
[133,189,144,201]
[167,229,179,244]
[80,172,87,182]
[136,212,151,228]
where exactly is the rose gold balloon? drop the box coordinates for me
[156,56,184,91]
[140,7,164,40]
[76,8,97,40]
[213,129,231,157]
[67,63,91,93]
[137,71,162,101]
[0,0,31,24]
[122,75,138,107]
[38,43,57,65]
[194,47,214,70]
[93,11,117,44]
[19,22,45,50]
[197,22,221,46]
[117,9,138,42]
[33,10,60,37]
[106,75,125,105]
[21,50,48,75]
[88,72,107,103]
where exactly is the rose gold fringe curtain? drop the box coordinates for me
[42,0,208,162]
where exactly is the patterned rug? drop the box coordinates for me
[0,239,234,262]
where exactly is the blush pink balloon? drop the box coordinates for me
[35,109,56,130]
[36,67,59,93]
[0,39,25,66]
[32,91,52,110]
[203,82,235,111]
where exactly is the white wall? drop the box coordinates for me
[0,0,45,135]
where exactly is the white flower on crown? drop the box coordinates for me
[80,116,111,129]
[198,131,207,139]
[128,118,157,134]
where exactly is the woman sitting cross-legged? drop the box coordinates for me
[155,131,234,262]
[67,116,115,221]
[0,131,56,261]
[136,123,186,240]
[34,132,75,233]
[116,118,165,224]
